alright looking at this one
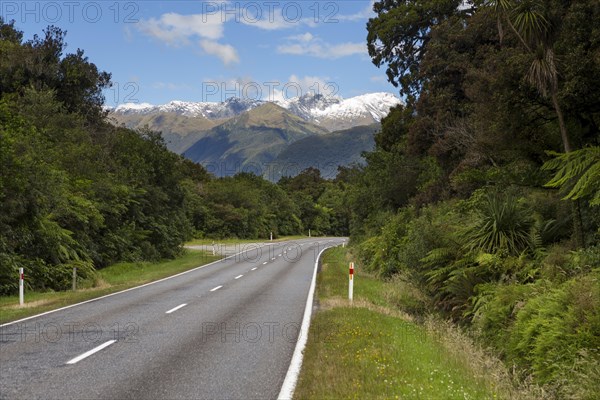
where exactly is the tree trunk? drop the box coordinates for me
[551,89,585,247]
[551,90,572,153]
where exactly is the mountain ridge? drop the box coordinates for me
[110,92,401,131]
[108,92,401,178]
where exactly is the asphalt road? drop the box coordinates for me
[0,238,345,400]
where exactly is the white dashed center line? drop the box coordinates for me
[165,303,187,314]
[251,267,257,271]
[263,261,268,265]
[66,340,116,365]
[235,275,243,280]
[210,285,223,292]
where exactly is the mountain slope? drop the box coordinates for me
[268,123,379,181]
[183,103,328,177]
[108,112,222,154]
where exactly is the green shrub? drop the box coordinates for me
[471,282,545,352]
[465,193,534,255]
[507,269,600,384]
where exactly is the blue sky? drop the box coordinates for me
[2,1,397,106]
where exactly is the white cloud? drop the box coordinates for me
[138,13,224,45]
[137,12,239,66]
[197,74,336,102]
[199,40,240,65]
[277,33,365,59]
[287,32,314,43]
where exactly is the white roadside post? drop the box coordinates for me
[19,267,24,306]
[72,267,77,291]
[349,262,354,303]
[270,232,273,241]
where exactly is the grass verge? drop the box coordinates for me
[185,235,309,246]
[0,250,220,324]
[294,247,541,399]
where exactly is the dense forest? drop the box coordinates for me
[1,0,599,396]
[345,0,599,397]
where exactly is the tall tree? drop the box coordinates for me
[486,0,585,245]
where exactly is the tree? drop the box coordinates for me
[367,0,465,104]
[485,0,586,246]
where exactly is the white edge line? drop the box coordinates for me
[234,275,243,280]
[277,242,342,400]
[210,285,223,292]
[66,340,116,365]
[165,303,187,314]
[0,242,281,328]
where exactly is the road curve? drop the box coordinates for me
[0,238,345,400]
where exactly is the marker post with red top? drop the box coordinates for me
[19,267,24,306]
[349,262,354,302]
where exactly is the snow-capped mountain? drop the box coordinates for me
[278,92,401,131]
[110,92,402,131]
[112,97,263,120]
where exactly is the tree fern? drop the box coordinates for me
[543,146,600,206]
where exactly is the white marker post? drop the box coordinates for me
[19,267,24,306]
[72,267,77,291]
[270,232,273,241]
[349,262,354,303]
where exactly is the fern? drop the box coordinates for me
[543,146,600,206]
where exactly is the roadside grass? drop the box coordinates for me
[186,235,309,246]
[0,250,220,324]
[294,247,540,400]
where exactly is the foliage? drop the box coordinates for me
[465,193,534,255]
[350,0,600,394]
[0,22,202,293]
[543,147,600,206]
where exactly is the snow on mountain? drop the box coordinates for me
[112,97,263,119]
[277,92,401,130]
[110,92,402,131]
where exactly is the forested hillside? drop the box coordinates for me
[340,0,599,397]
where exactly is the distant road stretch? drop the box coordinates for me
[0,238,345,399]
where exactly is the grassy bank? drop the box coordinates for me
[185,235,309,246]
[0,250,220,324]
[294,247,540,399]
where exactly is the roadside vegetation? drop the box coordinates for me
[0,249,219,324]
[337,1,599,397]
[295,247,543,400]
